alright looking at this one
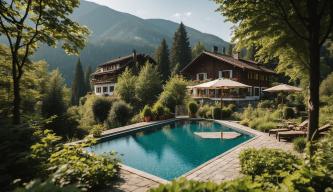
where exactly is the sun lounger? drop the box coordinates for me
[268,120,308,138]
[278,123,331,141]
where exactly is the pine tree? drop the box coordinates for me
[71,58,86,105]
[227,44,233,56]
[192,41,205,58]
[155,39,170,82]
[85,66,92,93]
[171,22,192,73]
[42,69,68,118]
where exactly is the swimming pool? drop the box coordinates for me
[88,120,253,180]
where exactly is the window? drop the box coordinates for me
[196,73,207,81]
[219,70,233,79]
[254,87,260,96]
[96,87,101,93]
[109,86,114,92]
[103,87,107,93]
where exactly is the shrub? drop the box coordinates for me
[107,100,132,128]
[115,68,137,105]
[283,107,295,119]
[227,103,237,111]
[142,105,153,118]
[152,102,165,119]
[91,124,105,137]
[239,148,300,184]
[212,107,222,120]
[158,75,187,112]
[221,107,232,119]
[257,100,274,108]
[256,121,277,132]
[49,145,119,191]
[188,102,198,118]
[198,105,210,118]
[92,97,113,123]
[293,137,307,153]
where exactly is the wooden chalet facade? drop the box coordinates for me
[181,50,276,101]
[91,51,155,96]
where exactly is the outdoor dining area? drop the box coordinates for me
[187,78,252,100]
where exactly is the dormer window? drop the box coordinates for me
[196,73,207,81]
[219,70,233,79]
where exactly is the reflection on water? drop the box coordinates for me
[88,120,252,180]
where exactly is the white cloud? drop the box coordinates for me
[185,12,192,17]
[172,12,192,18]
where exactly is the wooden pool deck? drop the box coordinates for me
[100,119,293,192]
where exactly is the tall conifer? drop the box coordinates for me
[85,66,92,93]
[155,39,170,82]
[170,22,192,73]
[71,58,85,105]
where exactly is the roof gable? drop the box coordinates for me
[181,51,275,74]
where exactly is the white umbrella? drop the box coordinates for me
[263,84,302,92]
[190,78,251,108]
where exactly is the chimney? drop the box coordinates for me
[132,49,137,61]
[212,46,218,53]
[232,52,240,60]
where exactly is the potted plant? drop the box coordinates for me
[142,105,153,122]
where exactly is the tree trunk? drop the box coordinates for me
[307,0,320,142]
[12,57,21,124]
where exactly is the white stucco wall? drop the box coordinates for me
[94,83,116,96]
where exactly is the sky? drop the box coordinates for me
[86,0,234,42]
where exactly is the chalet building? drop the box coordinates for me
[181,50,276,101]
[91,51,155,96]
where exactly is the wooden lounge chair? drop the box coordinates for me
[278,123,331,141]
[268,120,308,138]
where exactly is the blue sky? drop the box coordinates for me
[86,0,233,42]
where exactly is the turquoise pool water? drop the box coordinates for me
[88,120,253,180]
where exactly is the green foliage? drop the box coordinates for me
[149,178,223,192]
[152,102,166,120]
[158,75,188,112]
[221,107,232,119]
[188,102,198,118]
[84,66,92,93]
[283,107,295,119]
[171,23,192,72]
[192,41,205,59]
[41,69,69,117]
[320,72,333,96]
[227,103,237,112]
[71,59,86,105]
[293,137,307,153]
[107,100,133,128]
[155,39,171,82]
[257,100,274,109]
[212,107,222,120]
[91,124,105,138]
[14,179,79,192]
[92,97,113,123]
[115,68,137,104]
[49,145,119,191]
[135,63,162,107]
[239,148,300,184]
[142,105,153,118]
[198,105,212,118]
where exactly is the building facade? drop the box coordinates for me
[181,50,276,101]
[91,51,155,96]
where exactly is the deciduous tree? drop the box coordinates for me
[0,0,89,124]
[214,0,333,142]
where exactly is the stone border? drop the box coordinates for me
[180,120,259,178]
[120,164,169,184]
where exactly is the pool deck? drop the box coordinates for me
[102,119,294,192]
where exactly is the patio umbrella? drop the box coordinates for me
[263,84,302,92]
[191,78,251,107]
[263,84,302,103]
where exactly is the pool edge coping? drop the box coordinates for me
[88,118,261,184]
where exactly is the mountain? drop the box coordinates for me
[31,0,229,83]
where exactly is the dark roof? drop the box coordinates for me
[181,51,276,74]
